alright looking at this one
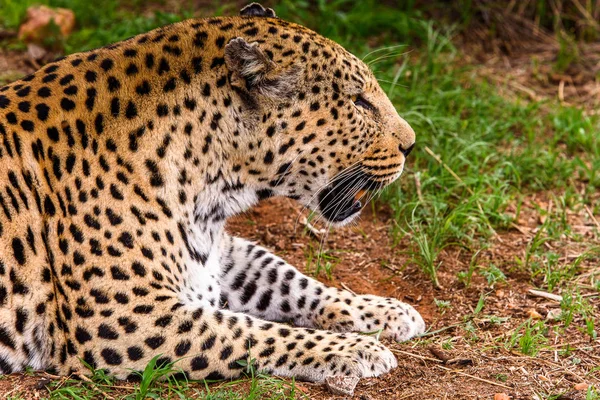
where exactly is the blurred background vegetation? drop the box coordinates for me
[2,1,600,51]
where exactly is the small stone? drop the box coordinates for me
[546,308,562,320]
[494,394,510,400]
[325,375,360,396]
[574,382,589,391]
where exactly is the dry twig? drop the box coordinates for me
[584,204,600,229]
[435,365,512,390]
[391,349,443,364]
[528,289,563,302]
[414,172,424,203]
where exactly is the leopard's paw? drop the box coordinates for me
[315,295,425,341]
[267,332,397,382]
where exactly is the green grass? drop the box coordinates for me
[560,289,598,340]
[0,0,189,53]
[44,355,300,399]
[304,245,343,280]
[505,319,548,357]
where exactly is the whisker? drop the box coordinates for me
[309,169,365,226]
[361,44,408,62]
[312,175,366,228]
[315,177,367,266]
[359,180,386,214]
[367,48,413,66]
[293,161,364,232]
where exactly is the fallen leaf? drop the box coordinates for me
[18,6,75,44]
[527,309,543,319]
[294,384,309,394]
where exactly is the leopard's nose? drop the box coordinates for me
[400,142,415,157]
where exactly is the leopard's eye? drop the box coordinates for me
[351,94,372,110]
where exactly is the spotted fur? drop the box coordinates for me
[0,4,422,382]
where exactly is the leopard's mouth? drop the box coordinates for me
[317,172,382,223]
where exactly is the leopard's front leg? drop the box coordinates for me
[219,236,425,341]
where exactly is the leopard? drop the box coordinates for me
[0,2,424,383]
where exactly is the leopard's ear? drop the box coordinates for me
[240,3,276,18]
[225,37,299,99]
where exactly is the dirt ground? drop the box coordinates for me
[1,197,597,399]
[231,198,600,400]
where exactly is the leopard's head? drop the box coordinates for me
[226,3,415,225]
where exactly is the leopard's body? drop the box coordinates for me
[0,3,423,382]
